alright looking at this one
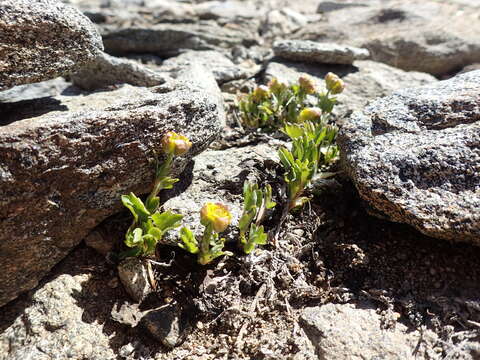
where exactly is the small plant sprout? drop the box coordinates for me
[120,131,192,258]
[179,203,233,265]
[238,182,276,254]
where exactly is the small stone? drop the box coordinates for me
[117,258,152,303]
[273,40,370,65]
[141,305,191,348]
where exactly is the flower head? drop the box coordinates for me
[267,78,288,94]
[325,72,345,95]
[161,131,192,156]
[297,107,322,123]
[298,75,316,95]
[200,202,232,232]
[251,85,270,102]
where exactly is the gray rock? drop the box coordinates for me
[0,72,223,306]
[296,0,480,76]
[0,0,103,90]
[161,50,250,85]
[101,21,257,58]
[71,51,168,91]
[117,258,153,302]
[0,77,71,103]
[193,0,260,20]
[317,0,372,13]
[338,70,480,244]
[264,59,437,121]
[273,40,370,65]
[141,305,191,348]
[300,303,438,359]
[0,273,117,360]
[260,9,309,39]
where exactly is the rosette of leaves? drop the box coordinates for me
[238,182,276,254]
[121,193,183,257]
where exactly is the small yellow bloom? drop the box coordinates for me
[297,107,322,122]
[325,72,345,94]
[251,85,270,102]
[200,202,232,232]
[267,78,287,94]
[298,75,316,95]
[161,131,192,156]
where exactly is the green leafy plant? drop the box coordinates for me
[121,193,183,257]
[120,131,192,258]
[276,73,343,212]
[238,73,344,131]
[238,182,276,254]
[178,202,233,265]
[279,121,338,211]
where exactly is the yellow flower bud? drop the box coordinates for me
[267,78,288,94]
[251,85,270,102]
[297,107,322,122]
[325,72,345,94]
[161,131,192,156]
[200,202,232,233]
[298,75,316,95]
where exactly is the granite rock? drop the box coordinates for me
[71,51,168,90]
[0,72,223,306]
[0,0,103,90]
[338,70,480,244]
[300,303,438,359]
[273,40,370,65]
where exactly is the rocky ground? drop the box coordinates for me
[0,0,479,359]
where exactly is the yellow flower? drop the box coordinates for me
[297,107,322,122]
[161,131,192,156]
[325,72,345,94]
[267,78,287,94]
[298,75,316,95]
[200,202,232,232]
[251,85,270,102]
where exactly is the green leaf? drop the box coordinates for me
[121,193,151,222]
[243,224,268,254]
[151,211,183,233]
[145,196,160,214]
[148,226,163,241]
[158,177,179,190]
[142,234,157,255]
[178,227,199,254]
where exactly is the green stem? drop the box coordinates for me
[146,153,174,207]
[201,223,213,259]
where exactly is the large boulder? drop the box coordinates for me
[338,70,480,245]
[297,0,480,76]
[0,69,224,307]
[0,0,103,90]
